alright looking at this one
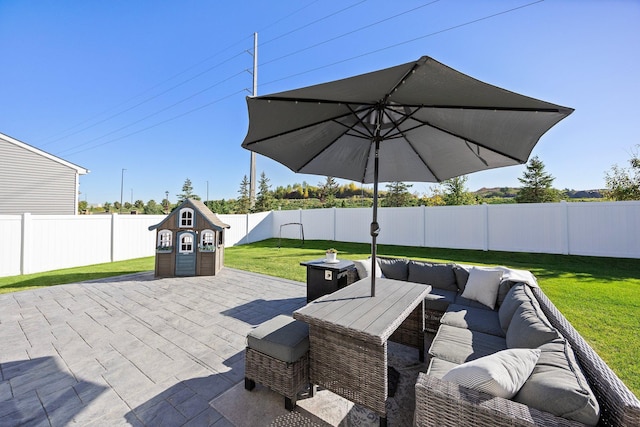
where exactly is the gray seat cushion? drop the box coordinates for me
[423,288,457,312]
[441,303,505,337]
[408,261,458,291]
[377,257,409,281]
[428,324,507,364]
[426,357,459,379]
[247,315,309,363]
[454,294,496,310]
[514,339,600,426]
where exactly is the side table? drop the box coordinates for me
[300,258,356,302]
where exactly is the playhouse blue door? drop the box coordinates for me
[176,231,196,276]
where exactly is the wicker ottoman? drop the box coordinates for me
[245,315,312,410]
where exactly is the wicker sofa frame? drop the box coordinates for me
[414,286,640,427]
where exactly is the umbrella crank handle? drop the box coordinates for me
[370,222,380,237]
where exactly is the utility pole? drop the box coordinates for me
[249,32,258,207]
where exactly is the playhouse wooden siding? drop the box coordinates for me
[0,132,89,215]
[149,199,230,278]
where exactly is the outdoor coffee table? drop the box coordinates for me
[293,277,431,426]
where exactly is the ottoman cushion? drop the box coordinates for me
[247,315,309,363]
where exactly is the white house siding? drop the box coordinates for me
[0,134,87,215]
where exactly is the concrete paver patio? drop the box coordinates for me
[0,268,308,426]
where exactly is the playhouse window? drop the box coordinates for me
[201,230,215,249]
[180,234,194,253]
[158,230,172,248]
[180,208,194,227]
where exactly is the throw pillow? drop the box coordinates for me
[442,348,541,399]
[377,257,409,280]
[459,267,504,310]
[353,258,382,280]
[407,261,458,291]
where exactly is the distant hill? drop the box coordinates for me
[474,187,605,199]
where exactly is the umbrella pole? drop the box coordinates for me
[370,137,381,297]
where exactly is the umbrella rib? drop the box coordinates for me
[293,105,376,174]
[243,109,357,147]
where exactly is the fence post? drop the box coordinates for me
[422,205,427,247]
[561,201,569,255]
[111,213,117,262]
[483,203,489,251]
[20,212,31,275]
[333,207,337,241]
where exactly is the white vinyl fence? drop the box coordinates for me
[2,201,639,277]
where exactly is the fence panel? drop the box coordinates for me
[0,215,22,277]
[25,215,112,274]
[247,211,272,243]
[377,207,425,247]
[218,214,248,246]
[300,208,336,241]
[335,207,370,244]
[487,204,565,254]
[272,210,305,241]
[567,201,640,258]
[425,205,486,250]
[113,214,165,261]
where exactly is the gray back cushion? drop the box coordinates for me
[498,283,530,332]
[377,257,409,281]
[506,301,560,349]
[514,339,600,426]
[453,265,470,291]
[408,261,458,291]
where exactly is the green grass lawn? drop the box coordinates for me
[1,238,638,398]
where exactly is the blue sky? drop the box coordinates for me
[1,0,639,205]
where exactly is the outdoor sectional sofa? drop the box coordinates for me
[353,257,640,427]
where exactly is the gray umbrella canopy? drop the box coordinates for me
[241,56,573,295]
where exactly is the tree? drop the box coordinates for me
[515,156,560,203]
[177,178,200,203]
[134,199,145,210]
[144,199,164,214]
[254,172,274,212]
[237,175,251,214]
[383,181,414,207]
[103,201,112,213]
[442,176,476,205]
[318,176,339,207]
[78,200,88,214]
[604,145,640,200]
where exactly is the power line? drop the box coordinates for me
[261,1,440,68]
[61,89,247,157]
[261,0,545,89]
[59,0,544,157]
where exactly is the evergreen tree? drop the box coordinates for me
[443,175,476,205]
[604,145,640,200]
[515,156,560,203]
[318,176,339,207]
[237,175,251,214]
[383,181,414,207]
[254,171,274,212]
[177,178,200,202]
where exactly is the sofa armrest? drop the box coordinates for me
[414,373,584,427]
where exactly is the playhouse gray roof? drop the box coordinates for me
[148,198,230,231]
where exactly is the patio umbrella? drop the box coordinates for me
[241,56,573,296]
